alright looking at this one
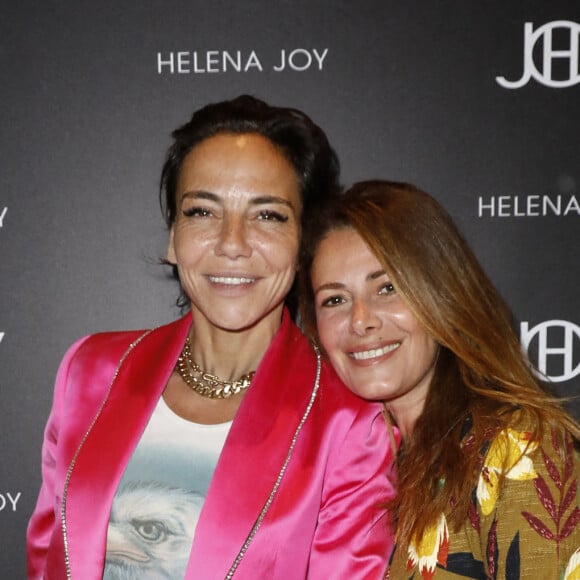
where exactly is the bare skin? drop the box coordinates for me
[163,132,302,424]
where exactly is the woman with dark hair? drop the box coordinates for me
[300,180,580,579]
[27,98,397,579]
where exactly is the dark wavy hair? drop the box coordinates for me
[159,94,341,311]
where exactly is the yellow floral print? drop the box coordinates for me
[565,548,580,580]
[476,428,538,516]
[407,514,449,580]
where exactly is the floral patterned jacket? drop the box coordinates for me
[386,419,580,579]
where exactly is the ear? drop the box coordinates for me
[166,226,177,265]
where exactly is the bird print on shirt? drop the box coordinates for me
[104,480,204,579]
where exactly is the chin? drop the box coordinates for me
[208,304,283,333]
[210,315,264,333]
[354,388,388,402]
[341,378,391,402]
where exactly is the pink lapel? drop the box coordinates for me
[186,312,318,578]
[62,314,191,579]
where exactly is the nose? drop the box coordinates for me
[350,298,382,336]
[214,215,252,259]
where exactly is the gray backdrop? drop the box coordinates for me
[1,1,578,576]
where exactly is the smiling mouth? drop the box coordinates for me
[208,276,256,285]
[350,343,400,361]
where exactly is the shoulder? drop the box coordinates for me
[315,357,392,459]
[480,410,577,473]
[53,317,189,401]
[280,318,386,424]
[73,328,146,354]
[318,354,381,416]
[63,329,148,377]
[471,417,580,577]
[66,316,189,367]
[474,411,579,534]
[51,329,149,404]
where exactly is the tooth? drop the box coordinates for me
[209,276,253,285]
[351,343,400,360]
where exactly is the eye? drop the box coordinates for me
[320,295,346,308]
[378,283,396,296]
[183,206,212,218]
[132,519,169,543]
[257,210,288,222]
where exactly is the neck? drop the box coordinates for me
[187,305,285,380]
[386,397,426,439]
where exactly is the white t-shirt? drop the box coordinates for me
[103,396,232,579]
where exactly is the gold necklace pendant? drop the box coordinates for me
[177,337,255,399]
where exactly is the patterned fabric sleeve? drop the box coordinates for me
[389,424,580,580]
[472,426,580,579]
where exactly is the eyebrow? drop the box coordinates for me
[313,270,387,295]
[180,190,219,203]
[368,269,386,280]
[180,190,296,210]
[251,195,296,210]
[314,282,345,295]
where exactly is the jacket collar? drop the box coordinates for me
[64,314,191,578]
[63,310,318,579]
[186,311,318,577]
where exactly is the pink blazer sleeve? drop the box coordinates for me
[26,336,90,580]
[309,405,399,579]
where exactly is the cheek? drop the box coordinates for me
[315,311,343,354]
[422,338,439,365]
[172,223,212,255]
[410,327,439,369]
[390,307,426,338]
[174,242,204,266]
[257,234,299,271]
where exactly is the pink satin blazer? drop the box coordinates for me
[27,311,397,579]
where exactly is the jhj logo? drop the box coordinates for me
[521,320,580,383]
[496,21,580,88]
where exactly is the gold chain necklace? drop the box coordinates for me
[177,337,255,399]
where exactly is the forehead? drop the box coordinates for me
[313,228,382,278]
[317,227,367,257]
[176,133,301,205]
[180,133,295,179]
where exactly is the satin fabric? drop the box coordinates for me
[27,311,397,579]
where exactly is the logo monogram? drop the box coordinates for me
[496,21,580,88]
[521,320,580,383]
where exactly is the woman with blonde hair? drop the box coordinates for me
[300,179,580,579]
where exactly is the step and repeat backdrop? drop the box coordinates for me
[1,1,578,575]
